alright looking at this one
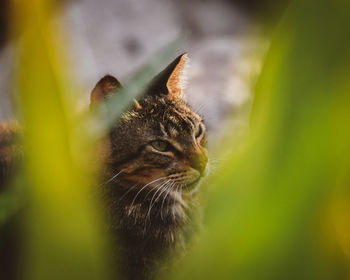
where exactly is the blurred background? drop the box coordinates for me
[0,0,289,143]
[1,0,350,280]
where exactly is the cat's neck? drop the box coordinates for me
[102,179,197,279]
[104,178,193,238]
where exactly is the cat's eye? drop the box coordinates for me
[194,124,203,138]
[150,140,170,152]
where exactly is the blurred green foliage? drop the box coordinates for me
[9,1,181,280]
[2,0,350,279]
[167,0,350,279]
[13,1,111,280]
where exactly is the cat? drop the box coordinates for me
[0,53,208,280]
[93,53,208,279]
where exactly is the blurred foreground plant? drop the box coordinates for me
[5,0,350,279]
[167,0,350,279]
[13,1,111,279]
[9,0,180,280]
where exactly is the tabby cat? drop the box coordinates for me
[0,53,208,280]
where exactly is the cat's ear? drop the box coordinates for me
[146,53,188,99]
[90,75,122,108]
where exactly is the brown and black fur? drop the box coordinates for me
[0,54,208,280]
[0,122,21,189]
[0,122,22,279]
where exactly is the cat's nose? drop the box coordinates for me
[189,150,208,175]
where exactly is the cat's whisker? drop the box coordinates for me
[130,176,167,211]
[180,186,186,210]
[206,159,224,177]
[208,157,222,167]
[143,181,165,208]
[102,169,124,185]
[193,103,205,116]
[154,180,173,206]
[157,181,174,219]
[146,180,170,206]
[143,185,158,202]
[171,184,180,218]
[175,185,187,208]
[119,183,139,202]
[189,180,203,195]
[160,182,175,221]
[147,180,172,221]
[177,184,188,221]
[181,185,192,222]
[144,179,169,201]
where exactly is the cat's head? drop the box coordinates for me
[91,53,208,193]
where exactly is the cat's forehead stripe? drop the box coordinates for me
[169,105,199,132]
[159,123,168,137]
[168,126,179,137]
[165,117,182,137]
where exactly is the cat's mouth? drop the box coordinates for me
[184,177,201,190]
[180,167,207,190]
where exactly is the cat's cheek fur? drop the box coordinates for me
[121,168,168,185]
